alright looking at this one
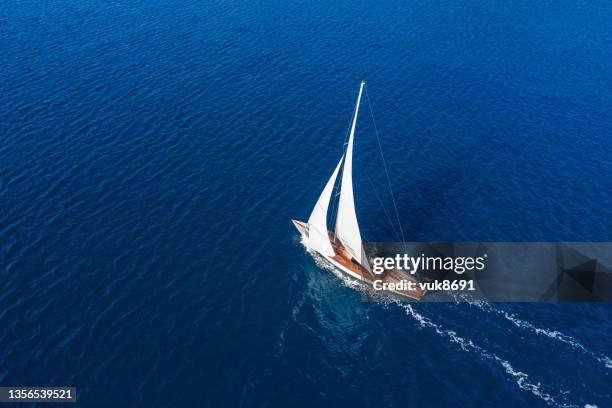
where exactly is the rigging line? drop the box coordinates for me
[367,174,401,241]
[364,84,407,245]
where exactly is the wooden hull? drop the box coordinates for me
[292,220,426,301]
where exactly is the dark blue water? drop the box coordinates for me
[1,0,611,406]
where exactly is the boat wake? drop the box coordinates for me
[398,303,577,407]
[465,300,612,370]
[302,244,601,407]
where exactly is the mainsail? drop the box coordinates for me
[335,81,370,270]
[305,156,344,256]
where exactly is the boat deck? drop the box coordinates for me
[293,220,426,300]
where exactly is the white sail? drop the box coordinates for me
[304,155,344,257]
[335,81,369,270]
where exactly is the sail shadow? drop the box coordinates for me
[367,164,468,241]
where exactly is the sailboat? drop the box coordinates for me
[292,81,425,301]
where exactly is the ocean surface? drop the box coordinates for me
[1,0,611,406]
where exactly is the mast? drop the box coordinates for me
[335,81,370,271]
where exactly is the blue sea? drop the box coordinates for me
[1,0,611,406]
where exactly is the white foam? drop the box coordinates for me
[301,245,600,406]
[466,300,612,371]
[400,303,577,408]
